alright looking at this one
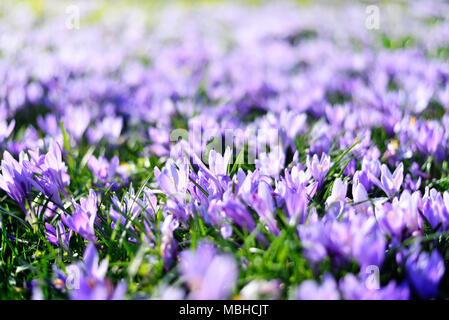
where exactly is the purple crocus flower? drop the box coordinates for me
[284,184,310,225]
[255,150,285,179]
[179,241,238,300]
[298,221,328,263]
[155,159,192,224]
[306,153,331,187]
[24,141,70,204]
[31,279,44,300]
[0,151,33,212]
[148,127,171,157]
[370,163,404,197]
[352,171,370,214]
[249,181,280,235]
[296,274,340,300]
[37,114,61,138]
[208,146,231,177]
[375,200,405,238]
[70,244,127,300]
[237,169,263,203]
[397,190,423,234]
[42,141,70,194]
[359,157,381,191]
[0,118,15,144]
[88,155,119,185]
[27,82,43,104]
[63,105,90,141]
[62,190,98,241]
[284,164,313,191]
[221,198,258,236]
[413,120,444,157]
[326,178,348,206]
[339,273,409,300]
[45,221,72,249]
[156,285,186,300]
[155,159,189,196]
[350,216,386,269]
[422,196,445,231]
[160,214,179,269]
[406,250,445,299]
[87,115,123,144]
[324,219,352,261]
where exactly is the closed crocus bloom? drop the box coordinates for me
[398,190,423,234]
[352,171,370,214]
[208,146,231,177]
[403,173,421,192]
[62,190,98,241]
[222,198,257,234]
[160,214,179,269]
[0,150,33,212]
[45,221,72,249]
[26,82,43,104]
[355,169,372,192]
[353,179,368,204]
[406,250,445,299]
[148,127,171,157]
[422,195,447,231]
[250,181,280,235]
[296,274,340,300]
[326,178,348,206]
[443,191,449,220]
[43,140,70,192]
[37,114,60,137]
[284,184,309,225]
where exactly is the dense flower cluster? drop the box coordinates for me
[2,0,449,300]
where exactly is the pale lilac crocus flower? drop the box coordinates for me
[370,163,404,197]
[62,190,98,241]
[326,178,348,207]
[0,151,33,212]
[296,274,340,300]
[70,244,127,300]
[179,241,238,300]
[88,155,119,185]
[45,221,72,249]
[306,153,331,187]
[406,250,445,299]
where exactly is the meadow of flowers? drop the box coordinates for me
[1,0,449,300]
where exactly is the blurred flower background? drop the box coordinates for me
[1,0,449,300]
